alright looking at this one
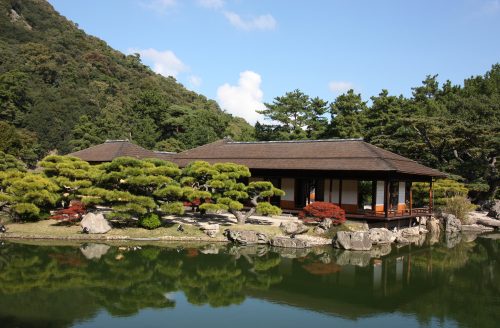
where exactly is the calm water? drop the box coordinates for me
[0,234,499,328]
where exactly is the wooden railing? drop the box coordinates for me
[347,207,431,218]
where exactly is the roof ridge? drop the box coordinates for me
[228,138,363,144]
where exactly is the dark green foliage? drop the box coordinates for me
[256,89,328,140]
[139,213,162,230]
[0,0,253,157]
[0,150,26,171]
[256,65,500,202]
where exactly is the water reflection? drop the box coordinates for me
[0,235,498,328]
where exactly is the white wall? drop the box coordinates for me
[398,181,406,204]
[342,180,358,205]
[281,178,294,201]
[376,181,385,206]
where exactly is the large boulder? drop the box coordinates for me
[487,200,500,220]
[343,220,369,232]
[199,223,220,238]
[443,213,461,234]
[399,226,428,237]
[224,229,268,245]
[270,236,310,248]
[333,231,372,251]
[461,224,494,232]
[476,218,500,229]
[293,234,332,246]
[426,217,441,234]
[80,213,112,234]
[368,228,395,245]
[279,221,309,235]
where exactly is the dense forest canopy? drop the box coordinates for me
[0,0,254,163]
[255,68,499,201]
[0,0,498,201]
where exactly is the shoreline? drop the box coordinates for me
[0,232,228,242]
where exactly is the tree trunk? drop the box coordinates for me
[231,197,259,224]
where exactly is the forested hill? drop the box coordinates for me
[0,0,253,163]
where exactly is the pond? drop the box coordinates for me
[0,235,499,328]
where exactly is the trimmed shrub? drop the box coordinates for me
[299,202,346,224]
[139,213,162,230]
[161,201,185,215]
[256,202,282,216]
[444,196,476,223]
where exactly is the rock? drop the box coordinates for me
[462,233,478,243]
[80,243,110,260]
[479,233,500,240]
[270,246,311,258]
[418,217,427,226]
[476,218,500,229]
[319,218,333,230]
[270,236,310,248]
[199,223,219,238]
[487,200,500,219]
[343,220,369,232]
[293,234,332,246]
[80,213,112,234]
[224,229,268,245]
[370,244,392,257]
[334,250,372,267]
[461,224,494,232]
[395,235,410,244]
[333,231,372,251]
[279,221,309,235]
[442,213,462,234]
[115,254,124,261]
[398,226,427,238]
[313,226,327,235]
[426,217,441,234]
[446,232,462,248]
[368,228,395,245]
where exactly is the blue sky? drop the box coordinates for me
[47,0,500,124]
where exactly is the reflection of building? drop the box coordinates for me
[70,138,446,226]
[250,245,438,319]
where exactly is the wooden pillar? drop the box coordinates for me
[384,180,389,218]
[371,180,377,214]
[328,178,332,203]
[338,179,343,208]
[409,182,413,215]
[429,180,433,213]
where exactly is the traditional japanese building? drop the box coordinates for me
[169,138,446,224]
[70,138,446,225]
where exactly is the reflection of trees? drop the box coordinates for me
[402,239,500,328]
[0,242,284,326]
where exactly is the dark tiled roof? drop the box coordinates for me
[68,140,162,162]
[171,139,446,178]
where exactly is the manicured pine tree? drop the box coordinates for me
[181,161,284,224]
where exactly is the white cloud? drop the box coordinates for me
[197,0,224,9]
[217,71,266,124]
[223,11,276,31]
[481,0,500,14]
[144,0,177,13]
[128,48,188,77]
[188,75,202,87]
[328,81,354,95]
